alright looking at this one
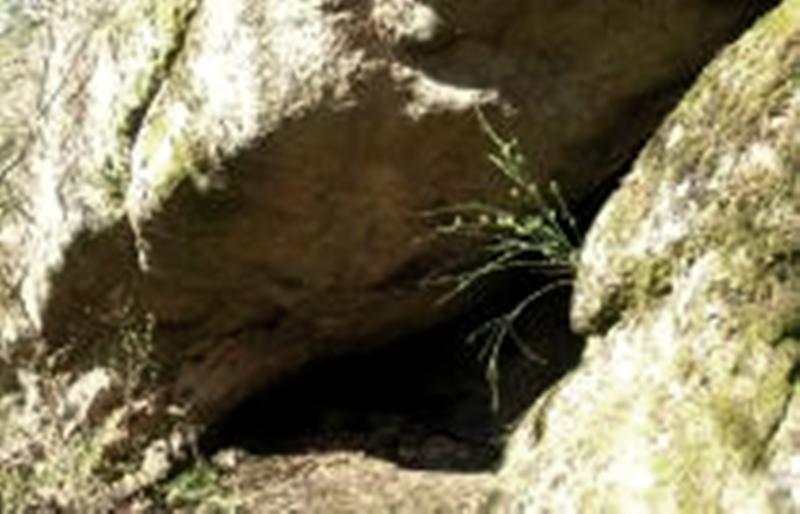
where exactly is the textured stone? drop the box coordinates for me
[0,0,775,464]
[502,2,800,511]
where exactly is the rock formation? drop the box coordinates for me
[0,0,786,507]
[502,1,800,511]
[0,0,770,424]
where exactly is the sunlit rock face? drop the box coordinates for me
[502,2,800,512]
[0,0,775,455]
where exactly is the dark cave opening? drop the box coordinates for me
[198,151,632,475]
[201,284,583,474]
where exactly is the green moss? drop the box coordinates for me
[597,193,798,512]
[651,429,723,513]
[647,287,800,512]
[543,2,800,512]
[643,0,800,189]
[95,0,199,206]
[113,0,199,127]
[761,0,800,33]
[649,382,780,512]
[631,255,673,303]
[710,395,767,469]
[161,458,240,511]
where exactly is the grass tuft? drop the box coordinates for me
[428,109,581,411]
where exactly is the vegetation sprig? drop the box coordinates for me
[428,109,581,410]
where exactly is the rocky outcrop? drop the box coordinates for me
[0,0,776,487]
[502,1,800,511]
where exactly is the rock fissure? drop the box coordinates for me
[121,2,200,160]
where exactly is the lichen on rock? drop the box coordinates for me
[0,0,788,509]
[502,1,800,512]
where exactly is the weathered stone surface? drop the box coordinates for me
[220,452,508,514]
[502,2,800,511]
[0,0,775,465]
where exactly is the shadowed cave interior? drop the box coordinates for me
[201,284,584,473]
[198,166,627,475]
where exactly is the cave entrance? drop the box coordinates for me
[201,284,584,474]
[196,137,640,476]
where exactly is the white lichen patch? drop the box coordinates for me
[398,65,496,119]
[371,0,444,47]
[20,156,73,332]
[131,103,191,195]
[262,0,353,114]
[741,141,782,175]
[665,123,685,151]
[626,181,694,258]
[187,0,261,147]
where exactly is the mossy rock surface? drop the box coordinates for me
[502,1,800,512]
[0,0,772,439]
[0,0,786,509]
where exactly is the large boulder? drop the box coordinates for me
[502,1,800,511]
[0,0,775,478]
